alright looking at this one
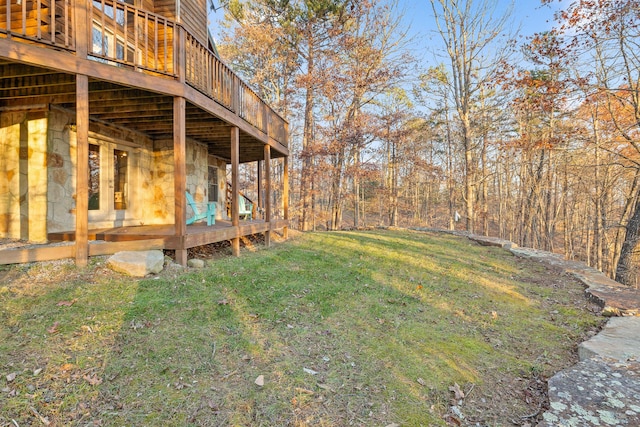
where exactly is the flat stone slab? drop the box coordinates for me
[570,269,640,317]
[107,250,164,277]
[468,235,518,250]
[511,247,640,317]
[539,357,640,426]
[579,317,640,362]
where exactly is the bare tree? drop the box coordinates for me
[429,0,512,233]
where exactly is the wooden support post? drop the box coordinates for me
[175,25,186,84]
[283,156,289,239]
[231,127,240,256]
[264,145,271,247]
[74,0,89,58]
[75,75,89,266]
[257,160,263,218]
[174,96,187,265]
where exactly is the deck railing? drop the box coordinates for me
[0,0,74,48]
[89,0,175,75]
[0,0,288,147]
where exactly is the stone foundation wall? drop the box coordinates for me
[149,138,175,223]
[0,112,21,239]
[47,110,75,234]
[1,108,228,240]
[0,111,49,242]
[152,138,227,222]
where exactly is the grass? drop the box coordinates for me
[0,229,603,426]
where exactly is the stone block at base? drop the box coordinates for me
[107,250,165,277]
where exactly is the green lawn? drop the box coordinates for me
[0,229,602,426]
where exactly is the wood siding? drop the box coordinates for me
[176,0,205,44]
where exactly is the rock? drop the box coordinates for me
[540,357,640,426]
[468,235,517,250]
[107,250,164,277]
[187,258,205,268]
[254,375,264,387]
[579,317,640,362]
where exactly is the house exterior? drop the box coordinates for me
[0,0,289,266]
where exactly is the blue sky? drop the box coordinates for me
[394,0,571,70]
[405,0,567,36]
[209,0,571,76]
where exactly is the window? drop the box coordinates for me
[88,144,100,210]
[208,166,218,202]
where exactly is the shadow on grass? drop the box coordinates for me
[0,230,602,426]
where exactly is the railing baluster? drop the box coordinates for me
[37,0,41,39]
[64,0,69,47]
[134,6,139,69]
[143,11,148,69]
[153,15,157,70]
[22,0,26,35]
[51,0,55,43]
[100,0,106,56]
[162,19,167,73]
[6,0,11,38]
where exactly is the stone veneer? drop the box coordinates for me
[1,106,229,241]
[152,138,226,223]
[0,111,48,242]
[47,110,75,234]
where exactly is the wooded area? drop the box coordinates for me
[216,0,640,286]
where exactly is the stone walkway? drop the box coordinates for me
[413,228,640,426]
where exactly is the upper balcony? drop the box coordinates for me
[0,0,288,159]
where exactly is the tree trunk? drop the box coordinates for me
[300,32,315,231]
[615,190,640,286]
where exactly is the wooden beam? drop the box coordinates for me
[174,96,187,265]
[264,145,271,247]
[0,245,75,265]
[231,126,240,256]
[75,74,89,266]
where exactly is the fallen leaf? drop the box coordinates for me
[33,368,43,376]
[303,367,318,375]
[254,375,264,387]
[491,311,498,319]
[57,299,78,307]
[60,363,74,372]
[417,377,426,386]
[449,382,465,400]
[6,372,16,382]
[84,374,103,386]
[294,387,314,395]
[47,322,60,334]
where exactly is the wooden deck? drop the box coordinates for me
[0,0,290,266]
[0,219,289,265]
